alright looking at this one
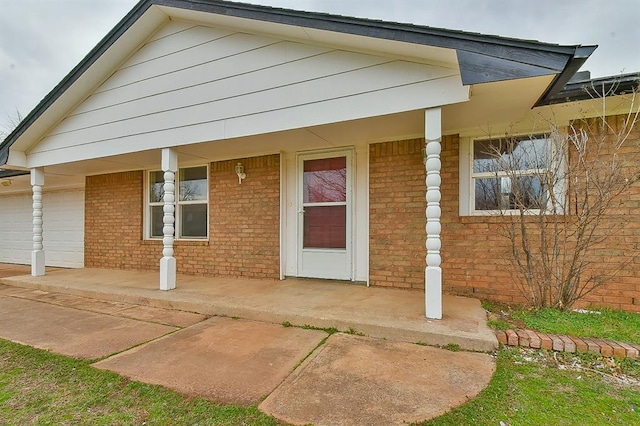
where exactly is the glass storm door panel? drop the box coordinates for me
[298,152,352,280]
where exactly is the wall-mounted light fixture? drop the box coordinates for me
[235,162,246,184]
[1,180,11,187]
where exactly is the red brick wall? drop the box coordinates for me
[85,171,157,270]
[438,136,527,305]
[440,116,640,312]
[84,154,280,279]
[84,122,638,310]
[369,139,427,289]
[571,115,640,310]
[368,125,640,312]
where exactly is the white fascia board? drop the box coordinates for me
[5,151,27,169]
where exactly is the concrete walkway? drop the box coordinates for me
[94,316,328,405]
[0,293,176,359]
[0,267,497,425]
[260,333,495,425]
[0,266,497,351]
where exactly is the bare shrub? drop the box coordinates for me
[480,91,639,309]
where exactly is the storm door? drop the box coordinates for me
[297,150,353,280]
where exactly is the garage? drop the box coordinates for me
[0,188,84,267]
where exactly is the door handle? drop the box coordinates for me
[298,208,305,214]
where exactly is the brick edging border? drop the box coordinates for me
[496,329,639,359]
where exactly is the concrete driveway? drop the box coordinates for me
[0,263,31,278]
[0,281,495,425]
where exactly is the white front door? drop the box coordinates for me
[297,150,353,280]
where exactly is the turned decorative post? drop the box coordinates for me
[31,168,45,276]
[160,148,177,290]
[425,108,442,319]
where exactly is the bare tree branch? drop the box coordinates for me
[483,90,639,309]
[0,109,23,142]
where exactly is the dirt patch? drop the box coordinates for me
[513,347,640,388]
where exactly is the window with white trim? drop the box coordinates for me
[147,166,208,239]
[469,135,558,213]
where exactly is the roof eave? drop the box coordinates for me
[159,0,581,79]
[541,72,640,105]
[0,0,153,167]
[0,0,598,166]
[534,45,598,107]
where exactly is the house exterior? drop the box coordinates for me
[0,0,638,317]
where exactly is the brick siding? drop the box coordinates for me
[84,118,638,310]
[369,139,427,289]
[571,115,640,310]
[85,171,157,271]
[368,118,639,312]
[440,115,640,311]
[438,135,527,305]
[84,154,280,279]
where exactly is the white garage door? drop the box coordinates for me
[0,189,84,267]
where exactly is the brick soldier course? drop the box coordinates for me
[496,329,640,359]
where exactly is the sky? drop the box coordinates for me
[1,0,639,133]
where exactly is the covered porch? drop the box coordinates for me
[0,265,496,351]
[1,0,596,342]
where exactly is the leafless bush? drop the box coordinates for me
[482,91,639,309]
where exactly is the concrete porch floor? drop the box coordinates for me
[0,266,497,351]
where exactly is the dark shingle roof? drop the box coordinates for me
[539,72,640,105]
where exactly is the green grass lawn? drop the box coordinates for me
[0,339,279,425]
[484,301,640,345]
[514,308,640,345]
[422,348,640,425]
[2,304,640,425]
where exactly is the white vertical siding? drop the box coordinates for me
[0,193,31,265]
[0,189,85,267]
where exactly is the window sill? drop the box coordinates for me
[143,239,210,246]
[469,209,543,217]
[459,211,566,224]
[467,208,564,216]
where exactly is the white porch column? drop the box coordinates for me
[160,148,178,290]
[31,168,45,276]
[425,108,443,319]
